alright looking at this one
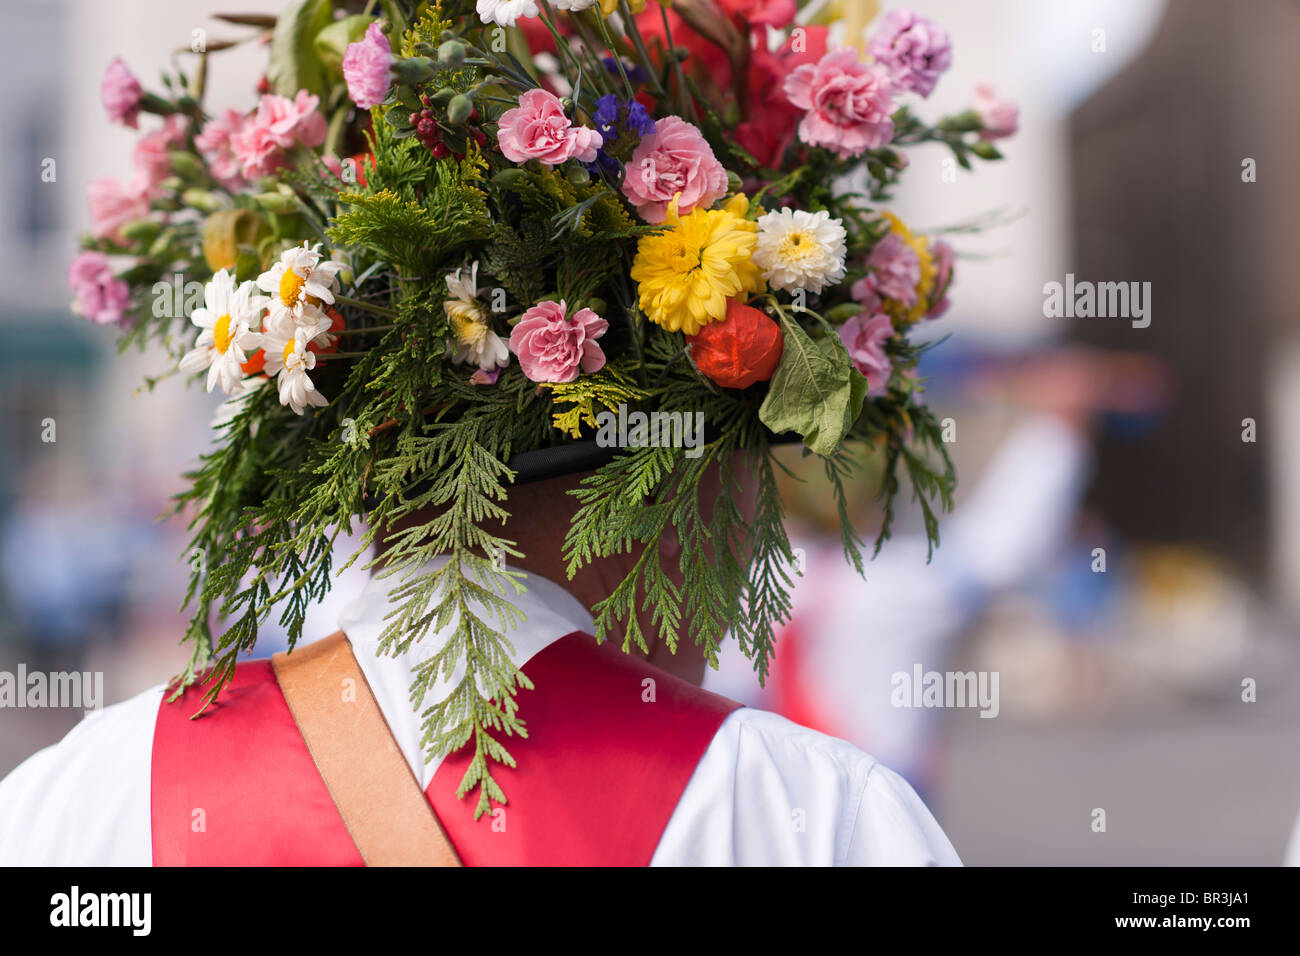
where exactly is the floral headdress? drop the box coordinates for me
[74,0,1017,813]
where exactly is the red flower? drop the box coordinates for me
[239,350,266,376]
[736,26,828,167]
[308,307,347,358]
[688,298,783,389]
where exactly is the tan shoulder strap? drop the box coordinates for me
[271,632,462,867]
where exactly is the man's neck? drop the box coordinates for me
[372,470,710,686]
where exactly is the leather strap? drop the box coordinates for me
[271,632,461,867]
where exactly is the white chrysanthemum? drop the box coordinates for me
[256,241,343,329]
[257,313,333,415]
[443,261,509,371]
[552,0,595,10]
[178,270,267,394]
[752,208,849,294]
[477,0,539,27]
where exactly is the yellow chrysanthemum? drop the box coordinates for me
[631,194,764,336]
[879,212,936,326]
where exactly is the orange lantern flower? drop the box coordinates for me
[687,298,783,389]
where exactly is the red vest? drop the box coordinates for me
[150,632,740,866]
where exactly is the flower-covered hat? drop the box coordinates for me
[73,0,1015,813]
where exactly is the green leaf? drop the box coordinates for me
[267,0,334,98]
[759,311,868,458]
[314,14,373,79]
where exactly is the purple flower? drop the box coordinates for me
[602,57,650,86]
[839,311,894,398]
[67,252,130,325]
[101,58,143,128]
[866,8,952,98]
[342,22,393,110]
[592,94,656,145]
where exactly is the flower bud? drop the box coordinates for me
[492,168,527,187]
[826,302,864,324]
[168,150,205,180]
[391,56,436,85]
[565,164,590,186]
[942,110,983,133]
[181,188,223,213]
[147,227,178,260]
[438,40,467,68]
[120,219,162,243]
[446,93,473,126]
[251,191,298,214]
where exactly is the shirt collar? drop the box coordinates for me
[336,555,596,785]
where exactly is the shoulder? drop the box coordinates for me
[0,684,163,865]
[654,708,962,866]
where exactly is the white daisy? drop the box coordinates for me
[178,270,267,394]
[752,208,849,294]
[255,242,344,329]
[476,0,539,28]
[551,0,595,10]
[258,313,333,415]
[443,262,509,371]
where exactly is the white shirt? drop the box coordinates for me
[0,559,960,866]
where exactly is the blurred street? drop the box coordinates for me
[939,630,1300,865]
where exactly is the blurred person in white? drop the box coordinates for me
[706,349,1168,798]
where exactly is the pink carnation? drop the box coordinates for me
[195,109,249,191]
[101,58,142,128]
[849,276,882,314]
[784,48,896,159]
[230,91,328,179]
[854,232,921,307]
[67,252,130,325]
[866,8,952,98]
[132,115,189,192]
[925,240,954,318]
[342,22,393,110]
[497,89,602,167]
[838,311,894,398]
[87,175,151,243]
[509,299,608,383]
[973,82,1018,140]
[621,116,728,224]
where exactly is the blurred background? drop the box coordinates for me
[2,0,1299,864]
